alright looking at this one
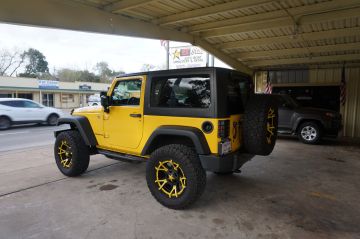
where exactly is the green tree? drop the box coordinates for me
[19,48,49,78]
[94,61,124,83]
[78,70,99,82]
[56,68,99,82]
[57,68,82,82]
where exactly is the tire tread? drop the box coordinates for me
[146,144,206,209]
[54,130,90,177]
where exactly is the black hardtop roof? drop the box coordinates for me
[115,67,250,78]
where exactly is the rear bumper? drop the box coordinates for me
[199,152,255,173]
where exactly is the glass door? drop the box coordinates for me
[42,93,54,107]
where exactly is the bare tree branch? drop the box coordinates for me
[0,48,26,76]
[9,55,25,76]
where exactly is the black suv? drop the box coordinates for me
[274,94,342,144]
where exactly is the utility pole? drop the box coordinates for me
[166,40,169,70]
[161,40,170,70]
[210,54,215,67]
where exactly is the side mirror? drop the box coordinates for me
[100,91,110,113]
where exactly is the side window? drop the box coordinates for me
[111,80,142,106]
[0,101,23,107]
[150,75,210,108]
[0,101,11,107]
[23,101,41,108]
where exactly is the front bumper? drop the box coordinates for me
[199,152,255,173]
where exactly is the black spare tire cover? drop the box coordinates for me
[242,94,278,156]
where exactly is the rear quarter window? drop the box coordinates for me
[227,76,252,114]
[150,75,211,108]
[0,101,23,107]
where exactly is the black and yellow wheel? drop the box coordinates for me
[146,144,206,209]
[54,130,90,177]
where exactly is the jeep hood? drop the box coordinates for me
[73,106,103,114]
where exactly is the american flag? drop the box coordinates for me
[340,66,346,106]
[264,71,272,94]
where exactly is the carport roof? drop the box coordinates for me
[1,0,360,73]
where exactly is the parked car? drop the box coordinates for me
[87,94,101,106]
[88,102,100,106]
[0,98,64,130]
[274,94,342,144]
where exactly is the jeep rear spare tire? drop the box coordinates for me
[243,94,278,155]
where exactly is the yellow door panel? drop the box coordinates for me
[102,76,145,150]
[104,106,143,149]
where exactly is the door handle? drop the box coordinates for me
[129,113,142,118]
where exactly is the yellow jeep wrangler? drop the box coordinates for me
[54,67,278,209]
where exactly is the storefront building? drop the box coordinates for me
[0,76,109,109]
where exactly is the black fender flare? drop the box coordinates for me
[55,116,97,146]
[141,126,211,156]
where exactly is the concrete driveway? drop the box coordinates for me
[0,138,359,239]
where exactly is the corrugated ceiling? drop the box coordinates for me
[2,0,359,71]
[86,0,360,69]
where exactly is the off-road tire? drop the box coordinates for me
[54,130,90,177]
[243,94,278,155]
[146,144,206,210]
[0,116,11,130]
[297,121,322,144]
[47,114,59,126]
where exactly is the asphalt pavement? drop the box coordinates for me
[1,113,360,238]
[0,124,69,152]
[1,138,360,239]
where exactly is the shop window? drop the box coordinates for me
[42,93,54,107]
[61,94,75,103]
[269,70,309,84]
[0,93,13,98]
[18,93,33,100]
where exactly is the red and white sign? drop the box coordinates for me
[169,46,207,69]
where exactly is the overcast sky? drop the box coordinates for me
[0,23,229,74]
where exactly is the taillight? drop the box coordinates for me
[218,120,230,139]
